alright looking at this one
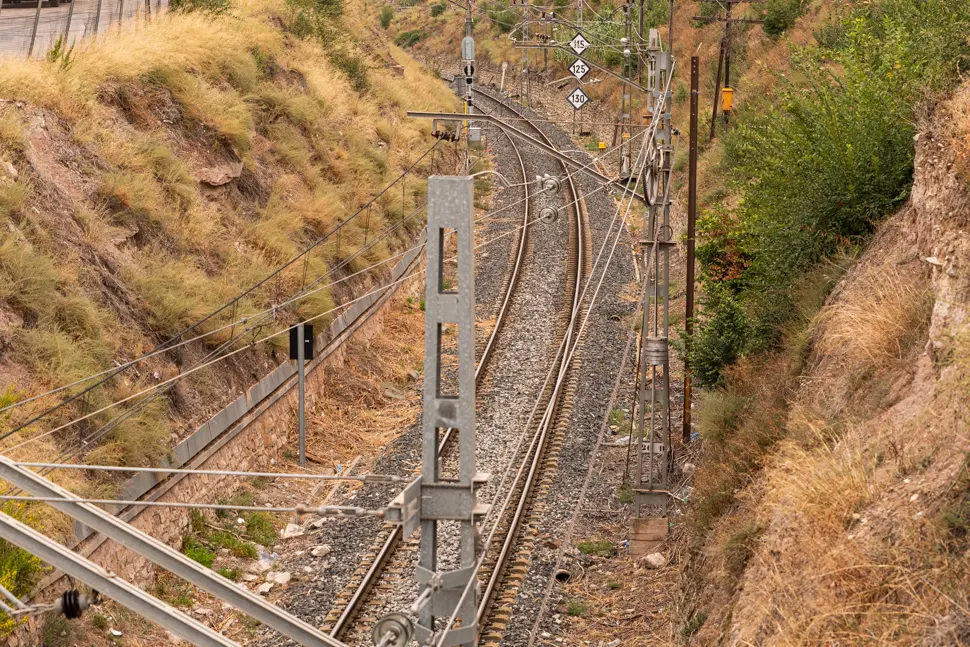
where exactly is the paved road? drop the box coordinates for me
[0,0,168,58]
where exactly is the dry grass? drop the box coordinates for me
[944,82,970,184]
[816,265,934,371]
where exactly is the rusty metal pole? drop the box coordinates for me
[709,38,724,142]
[27,0,42,59]
[684,55,699,444]
[723,0,732,126]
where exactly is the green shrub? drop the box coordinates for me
[682,611,708,637]
[218,567,241,581]
[394,29,426,47]
[429,2,444,16]
[762,0,803,36]
[565,598,588,616]
[379,5,393,28]
[691,0,970,381]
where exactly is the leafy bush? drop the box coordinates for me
[245,512,278,546]
[394,29,426,48]
[379,5,393,28]
[690,0,970,383]
[429,2,444,16]
[762,0,803,37]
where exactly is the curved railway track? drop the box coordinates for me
[325,86,593,647]
[322,100,533,643]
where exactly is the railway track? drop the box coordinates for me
[324,86,592,647]
[321,93,533,643]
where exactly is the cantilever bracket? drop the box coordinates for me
[406,111,648,204]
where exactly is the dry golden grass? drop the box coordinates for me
[816,265,933,371]
[944,82,970,184]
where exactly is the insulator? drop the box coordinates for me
[372,613,413,647]
[55,590,96,620]
[643,337,668,365]
[539,207,558,224]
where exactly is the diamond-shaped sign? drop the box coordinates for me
[569,58,590,81]
[568,33,589,56]
[566,87,589,111]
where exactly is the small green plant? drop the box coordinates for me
[218,567,241,581]
[210,529,259,559]
[190,509,207,534]
[615,483,634,504]
[394,29,426,48]
[91,612,110,631]
[429,2,444,16]
[183,537,215,568]
[172,594,194,607]
[682,611,708,637]
[379,5,393,28]
[170,0,231,13]
[245,512,278,547]
[606,580,621,590]
[577,539,614,556]
[42,615,75,647]
[565,598,588,617]
[45,35,75,69]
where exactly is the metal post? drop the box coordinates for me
[27,0,42,59]
[94,0,105,35]
[709,38,724,141]
[0,456,349,647]
[684,56,699,444]
[414,176,478,647]
[64,0,79,46]
[723,0,732,126]
[0,512,242,647]
[118,0,125,30]
[297,323,306,467]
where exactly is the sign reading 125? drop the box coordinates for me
[569,58,590,81]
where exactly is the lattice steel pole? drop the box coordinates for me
[414,176,479,647]
[633,45,674,533]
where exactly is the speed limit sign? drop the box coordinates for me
[569,58,589,81]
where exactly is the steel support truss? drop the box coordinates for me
[386,176,484,647]
[0,511,241,647]
[0,456,350,647]
[634,42,674,521]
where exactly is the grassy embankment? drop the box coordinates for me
[0,0,458,613]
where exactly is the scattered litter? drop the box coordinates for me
[311,545,332,558]
[266,571,292,585]
[641,552,667,569]
[910,493,920,502]
[924,256,944,266]
[281,523,304,539]
[608,436,631,447]
[682,462,696,477]
[110,629,123,637]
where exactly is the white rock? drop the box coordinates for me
[924,257,944,266]
[257,582,275,595]
[266,571,292,585]
[910,493,920,502]
[605,641,621,647]
[311,545,332,558]
[302,566,314,574]
[249,560,273,574]
[642,552,667,569]
[110,629,123,637]
[281,523,304,539]
[2,162,17,179]
[241,573,258,582]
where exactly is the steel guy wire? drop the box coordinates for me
[433,134,652,647]
[438,74,672,633]
[5,106,654,460]
[0,496,386,518]
[1,202,570,456]
[0,125,626,432]
[0,139,445,422]
[12,462,405,483]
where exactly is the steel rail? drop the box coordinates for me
[467,88,588,636]
[327,110,533,640]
